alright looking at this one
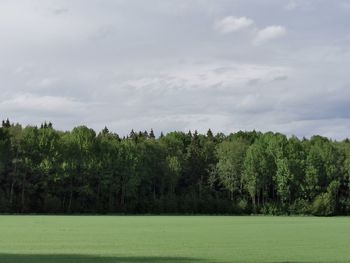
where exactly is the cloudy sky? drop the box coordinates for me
[1,0,350,139]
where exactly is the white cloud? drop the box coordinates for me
[0,94,86,115]
[285,1,298,10]
[215,16,254,34]
[253,26,287,45]
[120,62,290,92]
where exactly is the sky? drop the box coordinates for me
[1,0,350,139]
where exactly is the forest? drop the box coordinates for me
[1,119,350,216]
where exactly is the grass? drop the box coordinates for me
[0,216,349,263]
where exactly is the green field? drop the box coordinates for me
[0,216,349,263]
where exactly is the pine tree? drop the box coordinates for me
[207,129,214,139]
[102,126,109,135]
[187,130,192,138]
[149,129,155,139]
[129,129,136,139]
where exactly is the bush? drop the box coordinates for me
[289,198,310,215]
[311,193,332,216]
[260,203,280,215]
[339,197,350,214]
[311,180,340,216]
[237,199,249,214]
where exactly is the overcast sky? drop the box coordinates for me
[1,0,350,139]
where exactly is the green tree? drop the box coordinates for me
[275,158,293,206]
[216,140,248,200]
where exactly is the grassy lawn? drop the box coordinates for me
[0,216,349,263]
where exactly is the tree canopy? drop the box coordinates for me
[0,120,350,215]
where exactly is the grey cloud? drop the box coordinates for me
[53,8,69,15]
[247,78,261,86]
[1,0,350,139]
[273,75,288,81]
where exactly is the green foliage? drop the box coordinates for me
[237,198,249,213]
[260,203,280,215]
[1,119,350,215]
[311,193,333,216]
[311,180,340,216]
[215,140,248,199]
[289,198,310,215]
[275,158,293,205]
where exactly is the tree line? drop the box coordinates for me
[1,119,350,215]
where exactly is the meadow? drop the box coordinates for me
[0,216,349,263]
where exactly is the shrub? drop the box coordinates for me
[311,193,331,216]
[237,199,248,213]
[260,203,280,215]
[289,198,310,215]
[311,181,340,216]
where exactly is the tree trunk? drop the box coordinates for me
[120,186,125,209]
[251,193,256,213]
[153,182,156,201]
[97,177,101,211]
[21,172,26,213]
[10,151,18,208]
[68,177,73,212]
[62,192,66,212]
[9,180,14,207]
